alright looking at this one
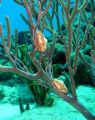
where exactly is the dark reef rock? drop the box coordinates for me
[75,63,93,86]
[18,31,31,45]
[85,1,91,12]
[52,43,66,64]
[53,64,64,78]
[75,54,95,86]
[0,72,14,81]
[0,85,5,100]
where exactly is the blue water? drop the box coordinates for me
[0,0,62,36]
[0,0,75,37]
[0,0,28,35]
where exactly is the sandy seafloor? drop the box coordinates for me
[0,85,95,120]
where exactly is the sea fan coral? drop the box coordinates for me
[34,30,47,52]
[51,79,68,94]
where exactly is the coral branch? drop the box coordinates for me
[23,0,34,30]
[6,16,11,49]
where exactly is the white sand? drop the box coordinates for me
[0,85,95,120]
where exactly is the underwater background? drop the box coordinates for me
[0,0,28,34]
[0,0,95,120]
